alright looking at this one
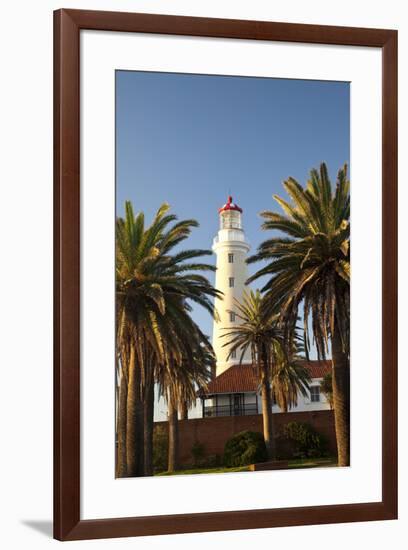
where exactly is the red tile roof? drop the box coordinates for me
[305,360,332,379]
[199,360,331,396]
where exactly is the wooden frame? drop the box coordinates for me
[54,8,398,541]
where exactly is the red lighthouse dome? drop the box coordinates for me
[218,195,243,214]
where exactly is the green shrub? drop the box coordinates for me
[191,441,206,466]
[153,425,168,472]
[224,430,267,467]
[280,421,327,459]
[205,454,222,468]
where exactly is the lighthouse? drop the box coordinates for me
[212,196,251,377]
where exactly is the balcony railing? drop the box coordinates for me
[203,403,258,418]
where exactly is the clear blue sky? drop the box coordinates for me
[116,70,350,347]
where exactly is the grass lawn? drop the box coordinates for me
[155,465,250,476]
[287,457,337,469]
[155,457,337,476]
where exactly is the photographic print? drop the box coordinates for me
[115,70,350,479]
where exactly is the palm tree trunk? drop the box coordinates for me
[331,328,350,467]
[167,395,179,472]
[178,399,188,420]
[116,364,128,477]
[143,379,154,476]
[126,342,145,476]
[260,365,275,460]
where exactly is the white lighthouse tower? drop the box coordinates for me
[212,196,251,377]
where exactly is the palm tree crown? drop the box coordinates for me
[222,289,284,371]
[247,163,350,359]
[116,201,222,365]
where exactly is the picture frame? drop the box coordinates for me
[54,8,397,541]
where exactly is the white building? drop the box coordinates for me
[199,361,332,417]
[200,196,331,417]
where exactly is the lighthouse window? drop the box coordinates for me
[228,253,234,263]
[229,312,236,322]
[229,277,234,288]
[230,349,237,359]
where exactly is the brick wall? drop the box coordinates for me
[154,410,337,466]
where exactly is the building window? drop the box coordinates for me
[230,349,236,359]
[228,253,234,263]
[229,277,234,288]
[229,312,236,322]
[310,386,320,402]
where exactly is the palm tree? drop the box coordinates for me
[164,363,205,473]
[115,341,129,477]
[116,203,172,476]
[116,201,221,476]
[272,348,311,413]
[156,315,214,473]
[223,290,286,460]
[247,163,350,466]
[320,371,334,409]
[178,400,189,420]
